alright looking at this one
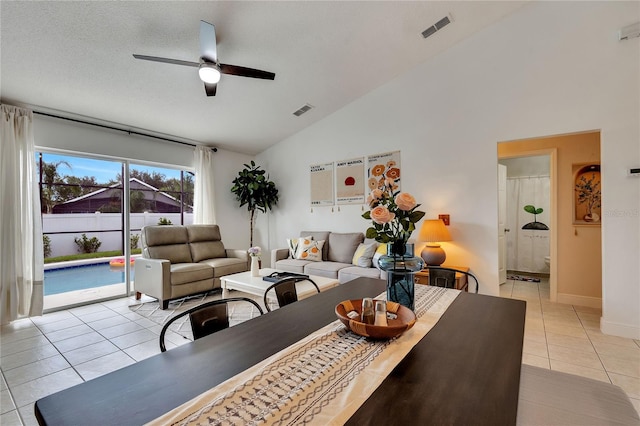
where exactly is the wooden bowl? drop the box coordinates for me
[335,299,416,339]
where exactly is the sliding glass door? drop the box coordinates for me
[38,151,194,310]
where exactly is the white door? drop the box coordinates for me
[498,164,507,284]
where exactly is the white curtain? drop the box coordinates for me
[1,104,44,324]
[506,176,550,274]
[193,146,216,224]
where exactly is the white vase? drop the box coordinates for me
[251,256,260,277]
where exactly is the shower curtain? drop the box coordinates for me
[506,176,550,274]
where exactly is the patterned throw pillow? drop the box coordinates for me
[352,243,378,268]
[286,236,311,258]
[295,238,325,262]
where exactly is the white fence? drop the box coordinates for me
[43,212,194,258]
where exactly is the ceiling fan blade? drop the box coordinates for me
[219,64,275,80]
[204,83,217,96]
[133,54,199,68]
[200,21,217,63]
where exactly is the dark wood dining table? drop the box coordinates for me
[35,277,526,425]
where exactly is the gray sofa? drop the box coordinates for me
[134,224,248,309]
[271,231,383,283]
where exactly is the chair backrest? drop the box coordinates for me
[159,297,264,352]
[263,278,321,312]
[429,268,456,289]
[427,266,479,293]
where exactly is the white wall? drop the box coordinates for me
[34,114,253,253]
[500,156,550,178]
[258,2,640,338]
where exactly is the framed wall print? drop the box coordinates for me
[573,163,601,225]
[336,158,365,205]
[310,162,334,207]
[367,151,401,195]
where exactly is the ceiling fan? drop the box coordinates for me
[133,21,275,96]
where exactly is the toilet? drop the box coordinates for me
[544,256,550,268]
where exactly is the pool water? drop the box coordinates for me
[44,262,134,295]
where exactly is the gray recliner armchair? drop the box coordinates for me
[134,224,248,309]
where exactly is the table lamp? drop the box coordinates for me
[418,219,452,266]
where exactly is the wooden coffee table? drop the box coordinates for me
[221,268,339,302]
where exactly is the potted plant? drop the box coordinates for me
[231,161,279,246]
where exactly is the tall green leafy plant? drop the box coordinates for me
[231,161,279,247]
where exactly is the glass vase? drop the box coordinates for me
[377,242,424,311]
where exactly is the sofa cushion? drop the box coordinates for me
[190,241,227,262]
[143,225,193,264]
[328,232,364,263]
[274,258,312,274]
[186,224,222,242]
[301,231,330,260]
[295,238,324,261]
[147,244,193,264]
[143,225,189,246]
[170,263,213,285]
[338,266,383,283]
[185,225,227,262]
[352,242,378,268]
[199,257,248,277]
[304,261,351,279]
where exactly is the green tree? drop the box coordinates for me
[231,161,279,247]
[40,160,71,213]
[57,175,99,201]
[114,170,167,190]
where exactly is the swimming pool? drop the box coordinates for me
[44,262,135,295]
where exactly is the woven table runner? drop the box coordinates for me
[148,285,460,426]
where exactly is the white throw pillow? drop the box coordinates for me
[286,235,311,258]
[295,238,324,262]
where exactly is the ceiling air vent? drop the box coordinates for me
[422,15,452,39]
[293,103,314,117]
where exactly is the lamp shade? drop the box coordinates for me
[418,219,452,266]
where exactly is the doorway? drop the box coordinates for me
[500,155,551,274]
[498,148,558,303]
[498,130,603,308]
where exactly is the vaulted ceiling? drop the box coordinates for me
[1,1,527,154]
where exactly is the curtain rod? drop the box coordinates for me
[33,111,217,152]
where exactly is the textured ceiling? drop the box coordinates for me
[1,1,527,154]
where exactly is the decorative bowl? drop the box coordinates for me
[335,299,416,339]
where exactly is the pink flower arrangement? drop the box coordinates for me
[362,179,425,244]
[247,246,262,257]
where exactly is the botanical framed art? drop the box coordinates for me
[573,163,601,225]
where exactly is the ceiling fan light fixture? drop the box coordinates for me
[198,63,221,84]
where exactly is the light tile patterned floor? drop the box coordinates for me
[1,280,639,424]
[501,276,640,416]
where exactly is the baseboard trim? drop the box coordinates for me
[601,318,640,340]
[556,293,601,309]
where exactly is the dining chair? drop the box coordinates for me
[427,266,479,293]
[159,297,264,352]
[263,277,321,312]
